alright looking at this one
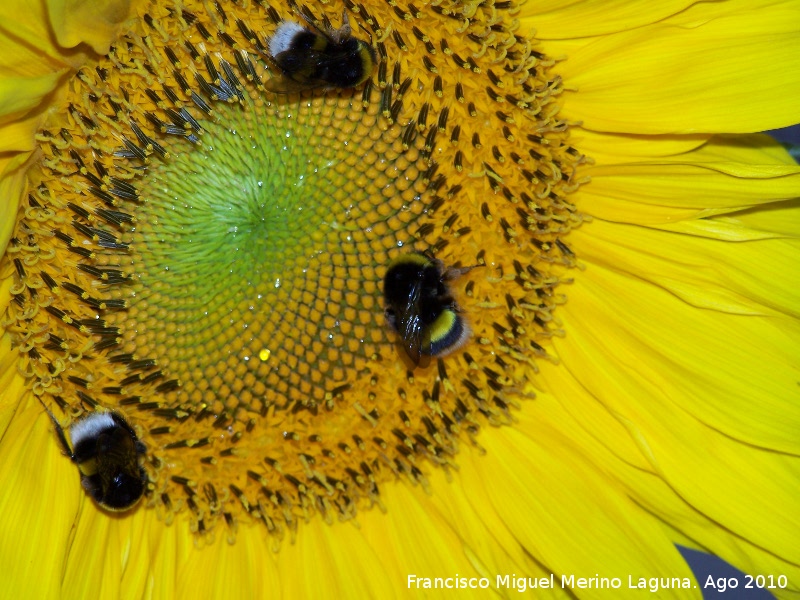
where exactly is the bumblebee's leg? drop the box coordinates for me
[443,264,484,281]
[422,248,438,262]
[339,10,352,36]
[46,411,75,459]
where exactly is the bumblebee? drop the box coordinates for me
[265,12,377,93]
[383,252,476,365]
[49,410,147,511]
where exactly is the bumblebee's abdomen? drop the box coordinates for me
[97,469,146,511]
[428,309,469,357]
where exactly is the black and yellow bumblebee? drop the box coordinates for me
[264,12,377,93]
[49,410,147,511]
[383,252,477,365]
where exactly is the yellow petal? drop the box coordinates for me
[706,203,800,240]
[62,505,131,598]
[46,0,138,55]
[419,461,550,584]
[0,27,68,240]
[0,70,68,121]
[0,0,121,87]
[521,0,697,39]
[145,515,185,599]
[473,407,701,595]
[570,224,800,449]
[537,361,800,589]
[0,397,81,599]
[277,517,395,599]
[554,0,800,133]
[58,493,283,599]
[682,134,800,167]
[0,336,26,439]
[173,523,279,598]
[651,212,800,242]
[0,0,70,68]
[574,129,710,162]
[579,135,800,226]
[359,482,488,591]
[1,152,39,257]
[542,259,800,567]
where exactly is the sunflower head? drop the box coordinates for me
[3,0,586,542]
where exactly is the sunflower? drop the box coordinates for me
[1,0,798,597]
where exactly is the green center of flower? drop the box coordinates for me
[120,91,429,414]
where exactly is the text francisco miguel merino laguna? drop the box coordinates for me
[407,574,695,593]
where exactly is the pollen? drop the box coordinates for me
[2,0,587,542]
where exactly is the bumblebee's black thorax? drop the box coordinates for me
[287,30,320,52]
[315,39,367,87]
[384,261,453,325]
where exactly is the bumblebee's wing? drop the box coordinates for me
[263,73,327,94]
[396,278,431,365]
[263,50,329,94]
[99,427,142,472]
[263,72,327,93]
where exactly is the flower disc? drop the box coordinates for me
[3,0,586,540]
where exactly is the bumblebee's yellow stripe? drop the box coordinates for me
[429,309,468,357]
[429,310,457,344]
[387,252,430,270]
[76,456,99,478]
